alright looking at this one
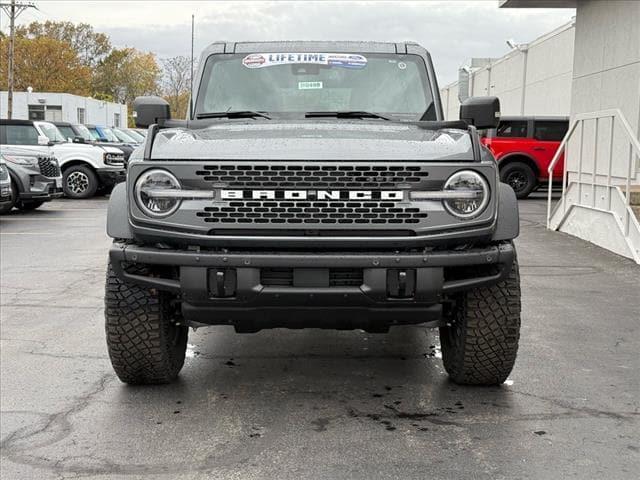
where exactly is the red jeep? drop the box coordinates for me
[482,116,569,199]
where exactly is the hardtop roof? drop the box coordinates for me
[200,40,425,57]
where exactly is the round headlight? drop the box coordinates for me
[443,170,489,219]
[135,169,181,217]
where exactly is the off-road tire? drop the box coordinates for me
[63,165,98,199]
[17,200,44,211]
[105,262,188,384]
[440,253,521,385]
[500,162,537,199]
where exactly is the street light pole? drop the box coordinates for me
[0,0,37,119]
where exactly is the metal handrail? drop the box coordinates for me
[547,109,640,228]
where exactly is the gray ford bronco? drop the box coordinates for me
[105,41,521,386]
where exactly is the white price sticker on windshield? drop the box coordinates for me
[298,81,323,90]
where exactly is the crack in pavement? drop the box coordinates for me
[510,389,637,421]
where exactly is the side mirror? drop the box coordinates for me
[133,96,171,128]
[37,135,50,146]
[72,136,86,144]
[459,97,500,129]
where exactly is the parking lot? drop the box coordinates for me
[0,194,639,479]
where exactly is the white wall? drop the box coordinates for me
[440,20,575,119]
[0,92,128,126]
[567,0,640,179]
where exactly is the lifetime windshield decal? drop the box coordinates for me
[242,53,368,69]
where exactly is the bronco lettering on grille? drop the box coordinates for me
[220,190,404,201]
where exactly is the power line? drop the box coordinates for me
[0,0,38,119]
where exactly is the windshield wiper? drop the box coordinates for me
[305,111,390,121]
[196,110,271,120]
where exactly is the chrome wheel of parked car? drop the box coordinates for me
[67,171,89,194]
[63,165,98,199]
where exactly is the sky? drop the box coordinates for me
[0,0,575,85]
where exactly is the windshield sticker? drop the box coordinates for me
[242,53,367,69]
[298,81,323,90]
[398,62,407,70]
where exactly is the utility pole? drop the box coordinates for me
[0,0,37,119]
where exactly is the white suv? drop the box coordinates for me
[0,119,125,199]
[33,121,126,198]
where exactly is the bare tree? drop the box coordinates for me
[161,56,192,118]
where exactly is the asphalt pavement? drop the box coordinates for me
[1,194,639,480]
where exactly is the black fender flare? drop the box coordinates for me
[106,182,133,239]
[492,182,520,241]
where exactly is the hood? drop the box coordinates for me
[150,121,474,161]
[1,145,51,157]
[51,142,122,154]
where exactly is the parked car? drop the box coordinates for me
[130,128,147,139]
[0,145,63,213]
[481,116,569,198]
[0,159,12,212]
[0,119,126,199]
[53,121,95,144]
[120,128,145,142]
[54,121,134,165]
[112,127,141,145]
[85,124,136,161]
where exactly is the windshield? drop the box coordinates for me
[195,53,435,121]
[57,125,76,141]
[74,124,94,141]
[113,128,137,143]
[123,129,144,142]
[101,127,120,142]
[38,122,66,143]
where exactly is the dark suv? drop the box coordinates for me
[105,42,521,386]
[0,145,63,213]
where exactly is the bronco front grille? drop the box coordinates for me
[195,164,430,189]
[38,157,60,178]
[196,200,428,225]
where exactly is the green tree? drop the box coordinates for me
[93,48,161,106]
[0,35,91,95]
[15,20,111,67]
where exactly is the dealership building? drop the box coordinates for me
[0,91,127,127]
[443,0,640,263]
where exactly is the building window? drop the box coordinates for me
[114,113,121,127]
[77,108,86,124]
[28,105,45,121]
[44,105,62,122]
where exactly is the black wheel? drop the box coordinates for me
[500,162,537,199]
[0,181,17,214]
[440,251,521,385]
[17,200,44,211]
[105,261,188,385]
[63,165,98,199]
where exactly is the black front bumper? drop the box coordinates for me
[19,186,63,201]
[97,169,126,187]
[109,242,515,332]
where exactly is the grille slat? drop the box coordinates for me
[197,164,428,189]
[200,200,428,225]
[38,157,60,178]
